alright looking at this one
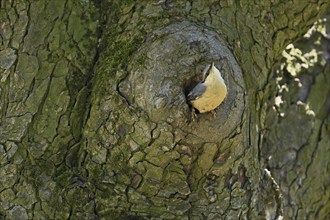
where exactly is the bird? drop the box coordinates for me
[187,63,227,119]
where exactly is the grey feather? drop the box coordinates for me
[202,64,211,81]
[187,82,207,101]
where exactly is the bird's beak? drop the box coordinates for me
[212,62,217,71]
[211,62,216,72]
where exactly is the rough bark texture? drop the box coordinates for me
[0,0,329,219]
[262,14,330,219]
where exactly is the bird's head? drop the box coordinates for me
[204,62,224,84]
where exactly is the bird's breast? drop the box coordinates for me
[191,81,227,113]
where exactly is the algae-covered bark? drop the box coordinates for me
[262,15,330,219]
[0,0,329,219]
[0,0,100,219]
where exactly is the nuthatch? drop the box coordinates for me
[187,63,227,117]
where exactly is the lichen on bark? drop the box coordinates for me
[262,13,330,219]
[0,0,329,219]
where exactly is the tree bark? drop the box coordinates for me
[0,0,329,219]
[262,12,330,219]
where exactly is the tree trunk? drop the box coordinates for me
[0,0,329,219]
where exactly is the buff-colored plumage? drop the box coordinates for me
[188,63,227,113]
